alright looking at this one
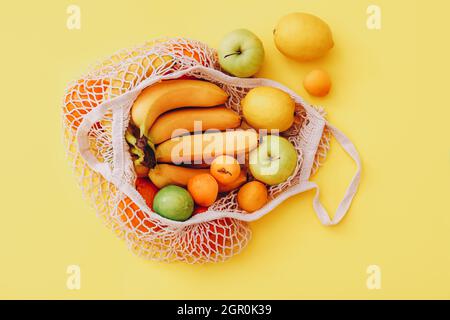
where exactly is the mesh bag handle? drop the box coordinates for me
[302,123,362,225]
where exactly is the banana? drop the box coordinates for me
[155,130,259,164]
[131,80,229,137]
[135,164,150,178]
[148,106,241,144]
[181,163,211,169]
[148,164,209,189]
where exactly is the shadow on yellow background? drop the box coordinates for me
[0,0,448,299]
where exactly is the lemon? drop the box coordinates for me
[274,12,334,62]
[241,86,295,132]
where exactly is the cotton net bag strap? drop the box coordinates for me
[302,124,362,226]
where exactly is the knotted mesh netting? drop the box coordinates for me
[62,38,330,263]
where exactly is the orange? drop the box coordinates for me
[63,78,110,130]
[135,178,159,209]
[180,43,201,63]
[237,181,268,213]
[134,164,150,178]
[218,169,247,193]
[193,205,209,215]
[183,49,200,63]
[187,173,218,207]
[165,42,202,68]
[210,155,241,185]
[117,196,160,234]
[303,69,332,97]
[188,218,237,256]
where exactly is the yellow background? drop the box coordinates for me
[0,0,448,299]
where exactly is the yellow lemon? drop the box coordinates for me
[241,86,295,132]
[274,12,334,62]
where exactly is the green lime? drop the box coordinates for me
[153,185,194,221]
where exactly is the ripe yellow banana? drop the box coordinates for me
[155,130,259,164]
[180,163,211,169]
[131,80,229,137]
[148,164,209,189]
[148,106,241,144]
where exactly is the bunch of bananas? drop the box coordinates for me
[127,79,258,190]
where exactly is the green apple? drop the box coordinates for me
[249,135,297,185]
[218,29,265,78]
[153,185,194,221]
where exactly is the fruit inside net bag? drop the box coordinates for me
[62,38,361,263]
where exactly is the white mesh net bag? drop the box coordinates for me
[63,38,361,264]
